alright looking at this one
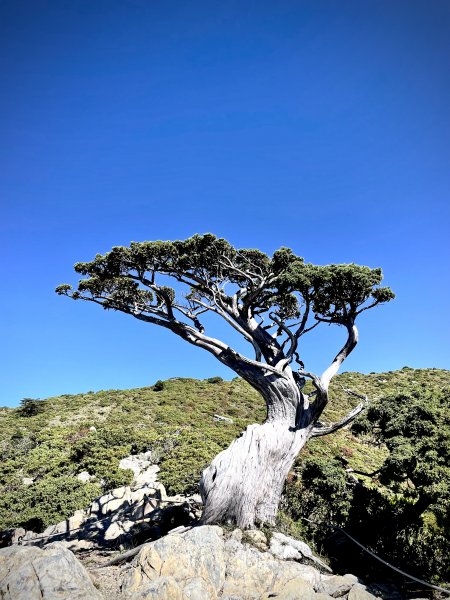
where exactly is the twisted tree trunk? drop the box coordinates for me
[200,375,314,528]
[200,421,308,527]
[199,325,363,529]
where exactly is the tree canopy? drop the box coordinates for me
[56,234,394,388]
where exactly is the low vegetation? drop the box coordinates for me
[0,367,448,586]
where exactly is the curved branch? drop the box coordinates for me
[298,370,326,395]
[240,274,276,310]
[72,294,174,329]
[132,264,283,366]
[70,291,287,381]
[235,250,266,278]
[218,255,261,284]
[195,282,284,366]
[172,304,205,333]
[270,312,295,348]
[242,313,285,365]
[133,263,275,365]
[190,297,262,360]
[356,299,380,316]
[223,347,290,378]
[309,400,366,438]
[270,301,319,367]
[320,322,359,389]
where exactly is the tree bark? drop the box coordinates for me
[200,376,311,528]
[200,421,308,528]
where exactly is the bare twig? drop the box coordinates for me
[310,387,368,438]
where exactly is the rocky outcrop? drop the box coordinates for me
[6,452,202,551]
[348,584,381,600]
[121,525,380,600]
[316,575,358,597]
[0,542,103,599]
[1,523,392,599]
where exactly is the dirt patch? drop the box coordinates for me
[79,550,128,600]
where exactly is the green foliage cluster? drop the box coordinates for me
[353,388,450,508]
[18,398,47,417]
[0,476,102,532]
[206,376,224,384]
[284,457,352,537]
[159,427,233,496]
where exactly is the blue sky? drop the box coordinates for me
[1,0,449,407]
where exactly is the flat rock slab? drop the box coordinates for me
[0,542,103,600]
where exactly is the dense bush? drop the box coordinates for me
[159,424,239,495]
[206,376,224,384]
[282,387,450,586]
[283,457,352,541]
[0,476,101,531]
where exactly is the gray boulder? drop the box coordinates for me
[121,525,327,599]
[122,525,225,598]
[0,542,103,599]
[77,470,94,483]
[244,528,269,550]
[348,583,378,600]
[270,531,332,571]
[316,574,356,597]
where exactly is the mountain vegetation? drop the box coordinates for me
[0,367,449,587]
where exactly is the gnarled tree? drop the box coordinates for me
[57,234,394,528]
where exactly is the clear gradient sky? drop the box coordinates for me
[1,1,449,407]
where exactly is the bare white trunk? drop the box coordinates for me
[200,421,308,528]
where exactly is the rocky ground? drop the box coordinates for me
[1,524,395,600]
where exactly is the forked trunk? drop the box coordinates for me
[200,376,314,528]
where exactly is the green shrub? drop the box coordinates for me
[17,398,46,417]
[282,386,450,586]
[283,456,352,543]
[206,376,223,384]
[159,427,233,495]
[69,429,133,488]
[0,476,101,531]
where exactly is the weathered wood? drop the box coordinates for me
[200,371,313,529]
[200,420,308,528]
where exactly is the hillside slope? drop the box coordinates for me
[1,367,448,533]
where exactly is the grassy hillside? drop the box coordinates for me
[1,367,448,535]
